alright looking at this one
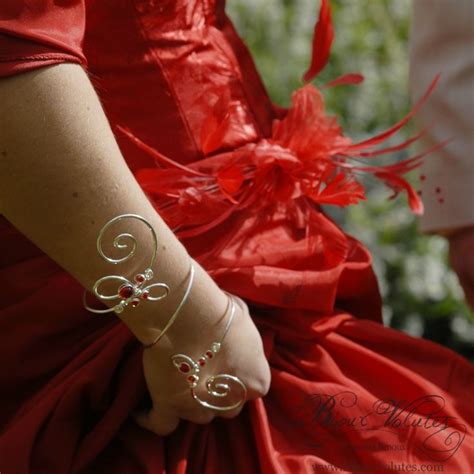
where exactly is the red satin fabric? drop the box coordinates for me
[0,1,473,473]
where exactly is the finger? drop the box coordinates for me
[132,408,180,436]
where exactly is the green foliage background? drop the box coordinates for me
[227,0,474,360]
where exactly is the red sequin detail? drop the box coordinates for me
[198,358,206,366]
[435,187,441,194]
[187,375,197,382]
[438,198,445,204]
[119,285,134,299]
[420,174,426,181]
[141,290,149,300]
[205,350,213,359]
[179,362,190,373]
[131,298,140,307]
[135,274,145,283]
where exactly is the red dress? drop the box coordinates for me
[0,1,473,473]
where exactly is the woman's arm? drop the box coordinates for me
[0,63,271,434]
[0,62,229,345]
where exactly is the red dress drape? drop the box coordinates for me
[0,1,473,473]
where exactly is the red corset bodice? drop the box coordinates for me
[0,0,383,320]
[83,0,277,172]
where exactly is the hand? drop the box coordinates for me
[448,226,474,311]
[132,293,271,436]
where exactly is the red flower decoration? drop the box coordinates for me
[116,0,443,238]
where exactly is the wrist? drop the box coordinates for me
[111,244,193,345]
[161,261,229,350]
[118,257,229,349]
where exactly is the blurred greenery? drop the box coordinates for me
[228,0,474,360]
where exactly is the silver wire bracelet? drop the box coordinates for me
[142,261,195,348]
[170,292,248,411]
[83,214,196,345]
[83,214,247,410]
[83,214,172,315]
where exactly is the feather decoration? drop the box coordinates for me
[302,0,334,83]
[323,73,364,88]
[116,0,441,237]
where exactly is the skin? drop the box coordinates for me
[0,63,271,435]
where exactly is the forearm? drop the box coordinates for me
[0,63,227,345]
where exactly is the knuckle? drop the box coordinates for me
[257,382,270,397]
[261,369,272,396]
[247,373,272,399]
[256,380,270,397]
[255,363,272,395]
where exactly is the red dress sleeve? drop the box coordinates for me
[0,0,87,78]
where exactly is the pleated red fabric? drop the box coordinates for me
[0,1,473,473]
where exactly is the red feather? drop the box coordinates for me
[342,129,426,158]
[216,164,245,203]
[323,73,365,88]
[346,74,440,151]
[116,4,445,237]
[302,0,334,83]
[375,171,424,215]
[116,125,207,177]
[304,172,367,206]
